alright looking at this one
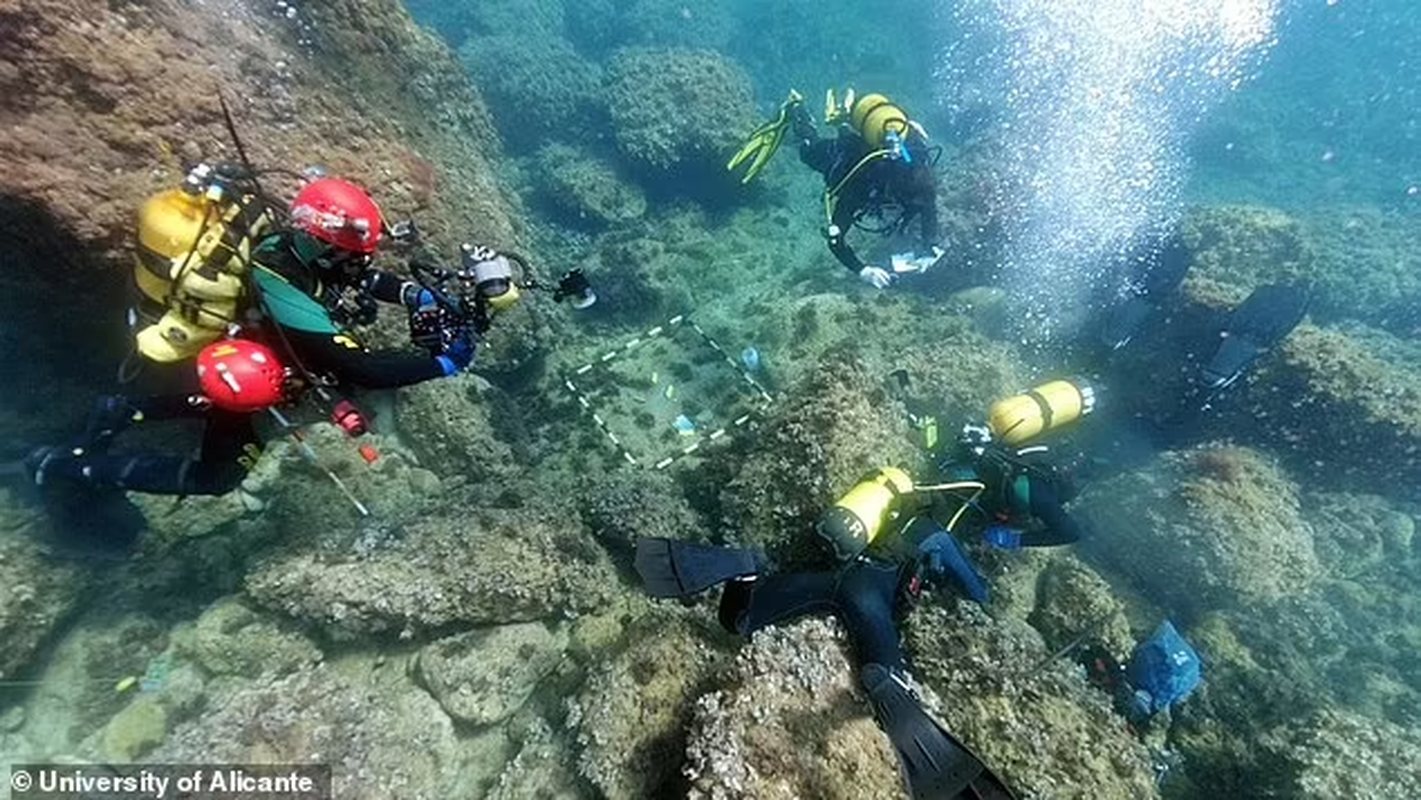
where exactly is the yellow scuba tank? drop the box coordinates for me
[987,379,1096,445]
[131,180,273,363]
[816,467,915,561]
[848,93,911,150]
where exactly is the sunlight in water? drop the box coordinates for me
[937,0,1279,340]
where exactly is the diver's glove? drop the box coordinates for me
[436,324,476,375]
[858,266,894,289]
[917,529,989,603]
[983,524,1023,550]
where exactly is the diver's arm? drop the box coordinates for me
[362,269,427,307]
[278,325,450,389]
[1021,475,1084,546]
[827,203,867,273]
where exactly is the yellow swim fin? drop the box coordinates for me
[727,89,804,184]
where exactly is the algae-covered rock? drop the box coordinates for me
[604,47,757,174]
[460,34,605,150]
[1225,324,1421,492]
[101,695,168,761]
[716,351,918,567]
[1271,708,1421,799]
[414,622,568,727]
[1303,492,1412,578]
[0,531,88,680]
[245,509,619,640]
[487,715,588,799]
[1181,204,1316,306]
[569,608,724,800]
[394,373,520,487]
[1028,556,1135,663]
[148,661,497,798]
[533,143,647,227]
[1076,444,1321,616]
[582,466,708,559]
[904,602,1161,798]
[683,617,906,800]
[171,597,322,680]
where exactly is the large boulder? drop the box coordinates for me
[569,608,726,800]
[244,508,620,641]
[413,622,568,728]
[904,602,1161,798]
[715,351,917,567]
[603,47,756,177]
[682,617,905,799]
[0,528,89,680]
[1075,443,1322,617]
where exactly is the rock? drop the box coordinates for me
[1028,556,1135,662]
[245,509,620,640]
[101,696,168,761]
[604,47,756,175]
[487,715,586,800]
[414,622,568,727]
[395,373,520,487]
[715,351,918,568]
[0,532,88,680]
[148,662,505,798]
[1076,443,1321,616]
[171,597,322,680]
[683,617,905,800]
[1271,708,1421,799]
[569,608,723,800]
[904,603,1161,797]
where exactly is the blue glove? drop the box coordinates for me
[984,525,1023,550]
[411,288,436,309]
[917,529,989,604]
[435,326,476,375]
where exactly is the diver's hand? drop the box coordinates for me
[858,266,894,289]
[435,324,476,375]
[983,525,1023,550]
[916,530,957,578]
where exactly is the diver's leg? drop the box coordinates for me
[32,409,258,496]
[718,571,838,636]
[834,560,908,673]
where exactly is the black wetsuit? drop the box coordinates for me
[933,443,1084,547]
[43,232,450,496]
[797,127,939,274]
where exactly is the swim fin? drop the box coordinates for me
[863,663,1017,800]
[634,537,759,598]
[1202,283,1310,390]
[727,89,804,184]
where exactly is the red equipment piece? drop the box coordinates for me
[330,399,369,437]
[289,177,383,254]
[195,339,288,412]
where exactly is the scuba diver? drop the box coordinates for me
[632,381,1097,798]
[20,168,483,508]
[728,89,944,289]
[636,472,1018,800]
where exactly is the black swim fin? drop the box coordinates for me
[634,537,759,598]
[1202,283,1310,390]
[863,663,1017,800]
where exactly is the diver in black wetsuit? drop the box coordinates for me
[25,177,475,499]
[791,92,942,289]
[727,88,942,289]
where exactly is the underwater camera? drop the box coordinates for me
[553,268,597,310]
